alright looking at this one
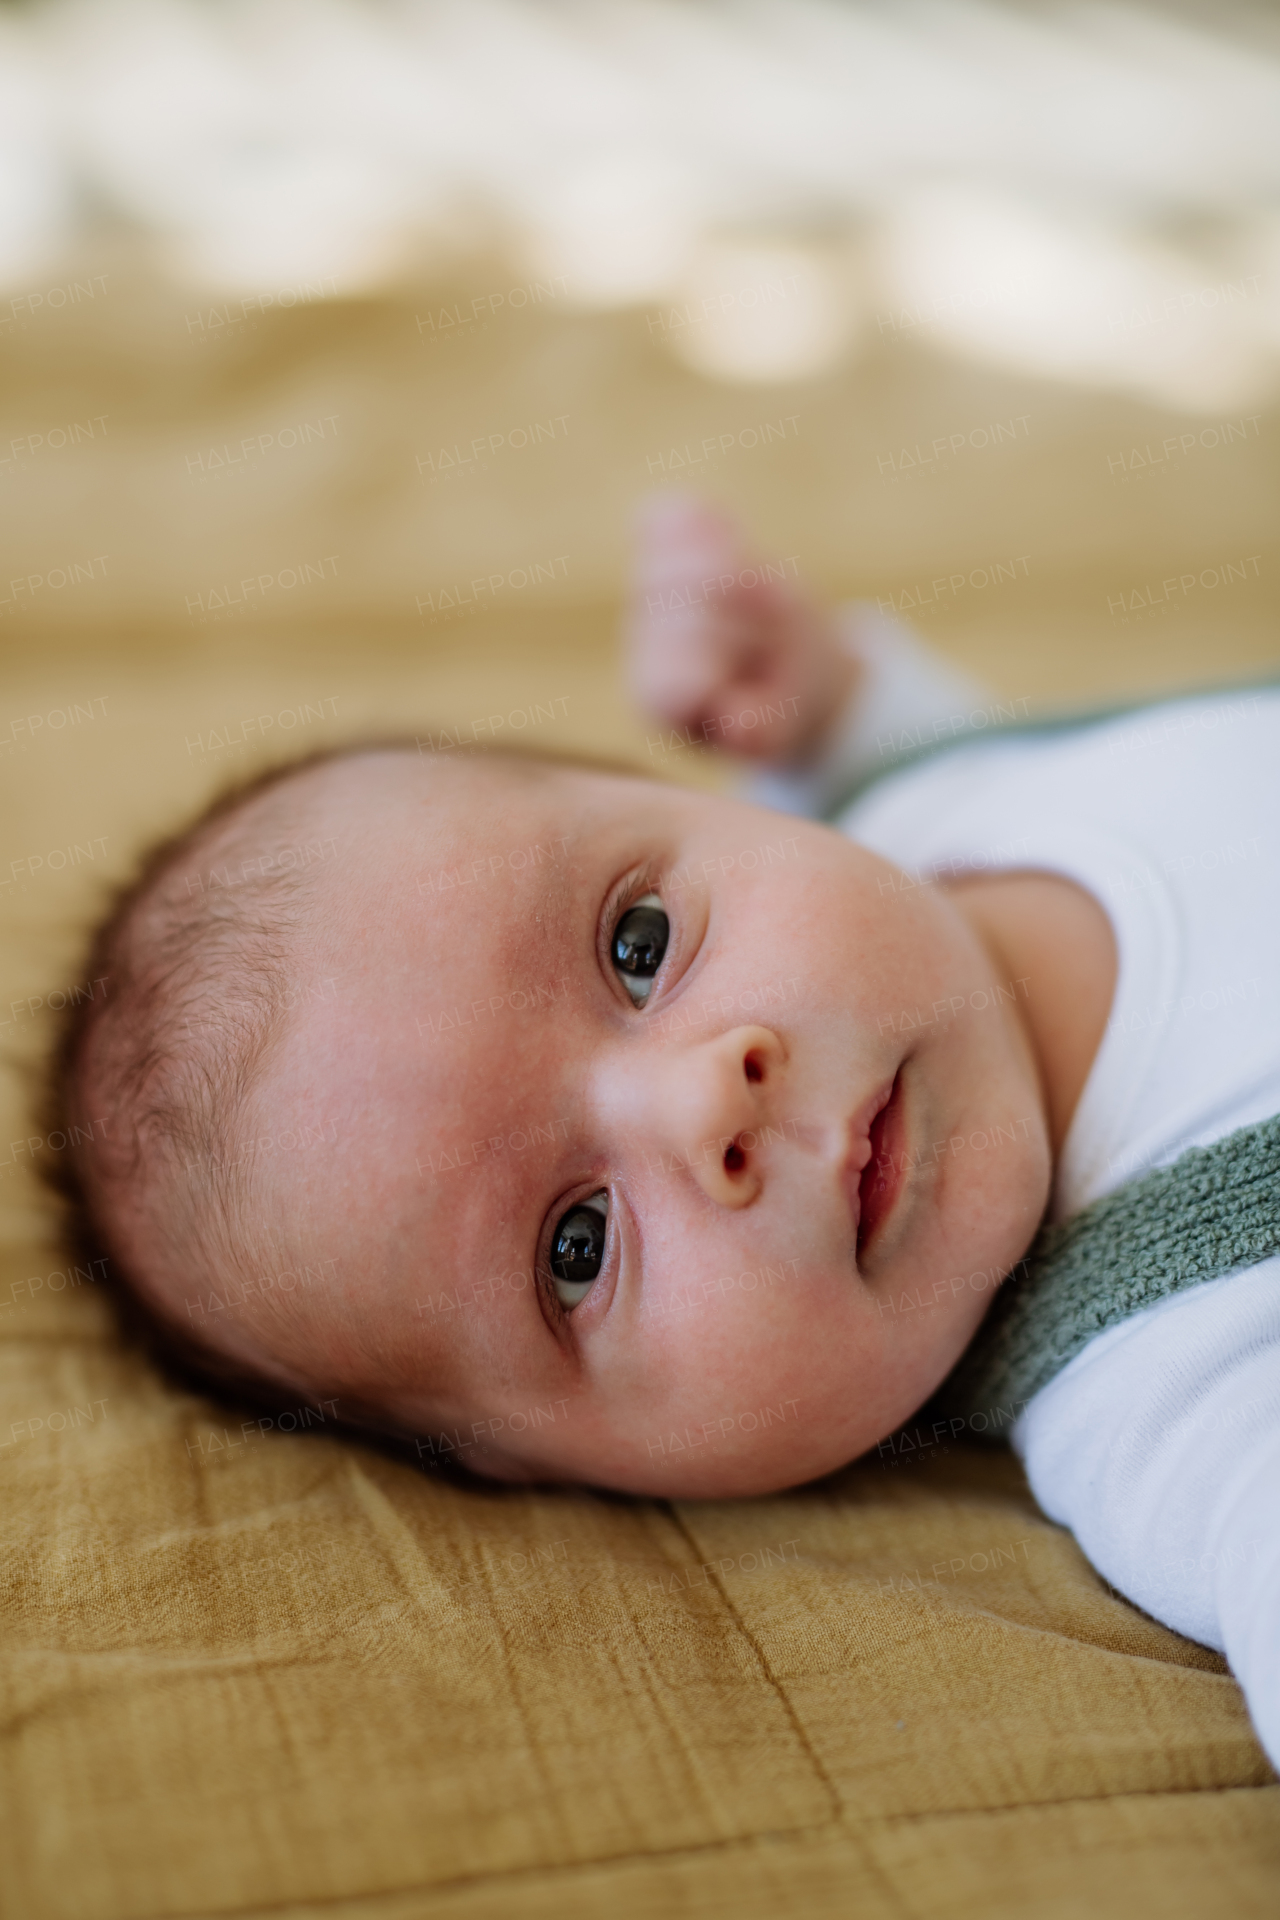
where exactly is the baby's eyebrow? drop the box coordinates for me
[418,1116,573,1182]
[420,830,575,898]
[489,843,586,972]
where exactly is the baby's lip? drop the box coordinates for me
[840,1077,896,1240]
[857,1072,907,1256]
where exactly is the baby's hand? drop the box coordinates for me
[626,493,860,766]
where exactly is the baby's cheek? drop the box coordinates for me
[621,1320,876,1497]
[659,1265,866,1428]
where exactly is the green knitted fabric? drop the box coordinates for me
[935,1113,1280,1425]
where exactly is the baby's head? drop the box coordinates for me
[58,744,1050,1495]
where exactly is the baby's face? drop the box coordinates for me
[243,751,1050,1495]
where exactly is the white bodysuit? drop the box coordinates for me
[753,611,1280,1768]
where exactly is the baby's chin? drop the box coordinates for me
[613,1450,849,1500]
[512,1422,869,1499]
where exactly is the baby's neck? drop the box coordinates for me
[943,871,1118,1156]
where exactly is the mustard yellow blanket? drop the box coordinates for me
[3,266,1278,1918]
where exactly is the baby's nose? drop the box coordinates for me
[605,1024,784,1209]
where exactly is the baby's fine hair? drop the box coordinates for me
[44,747,354,1415]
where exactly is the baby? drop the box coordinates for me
[55,495,1279,1763]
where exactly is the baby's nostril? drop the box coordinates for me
[724,1140,746,1174]
[744,1053,764,1084]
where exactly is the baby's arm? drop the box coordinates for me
[1015,1261,1280,1769]
[627,492,991,817]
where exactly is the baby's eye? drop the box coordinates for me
[611,892,669,1005]
[550,1193,607,1308]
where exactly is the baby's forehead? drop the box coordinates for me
[309,748,651,850]
[302,751,681,926]
[261,749,665,1110]
[406,753,590,868]
[258,748,661,1112]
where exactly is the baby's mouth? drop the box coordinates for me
[856,1072,905,1256]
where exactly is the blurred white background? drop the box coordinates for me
[4,0,1280,413]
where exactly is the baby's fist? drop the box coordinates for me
[626,493,857,766]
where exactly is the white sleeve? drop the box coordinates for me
[1013,1259,1280,1767]
[744,602,994,820]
